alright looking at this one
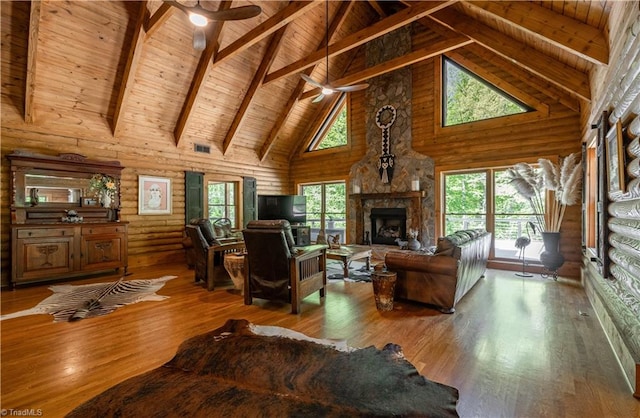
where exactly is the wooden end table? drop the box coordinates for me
[326,245,372,278]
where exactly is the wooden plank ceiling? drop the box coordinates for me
[5,0,610,162]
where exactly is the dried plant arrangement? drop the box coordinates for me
[506,153,582,233]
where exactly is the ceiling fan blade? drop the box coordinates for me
[192,26,206,51]
[164,2,261,22]
[300,73,326,89]
[312,93,325,103]
[334,83,369,92]
[195,4,262,21]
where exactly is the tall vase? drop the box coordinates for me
[540,232,564,276]
[101,192,112,208]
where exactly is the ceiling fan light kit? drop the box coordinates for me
[165,1,262,51]
[188,13,208,27]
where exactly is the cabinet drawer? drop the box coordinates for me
[82,225,126,235]
[17,228,72,239]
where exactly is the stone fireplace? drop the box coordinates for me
[348,26,435,248]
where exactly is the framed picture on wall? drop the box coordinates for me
[138,175,172,215]
[606,119,625,195]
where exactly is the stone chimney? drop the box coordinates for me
[348,26,435,246]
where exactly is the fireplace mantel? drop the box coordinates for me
[350,191,425,245]
[350,191,425,200]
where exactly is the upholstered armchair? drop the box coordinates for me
[184,221,245,291]
[242,220,328,314]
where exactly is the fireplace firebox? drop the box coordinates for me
[370,208,407,245]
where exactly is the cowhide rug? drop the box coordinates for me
[66,318,459,417]
[1,276,176,323]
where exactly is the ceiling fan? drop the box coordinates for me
[165,1,261,51]
[301,1,368,103]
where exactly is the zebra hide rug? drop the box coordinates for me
[1,276,176,322]
[66,318,460,417]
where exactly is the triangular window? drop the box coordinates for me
[308,93,347,151]
[443,57,533,127]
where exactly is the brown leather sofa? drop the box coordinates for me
[384,229,491,313]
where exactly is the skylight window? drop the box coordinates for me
[443,57,532,127]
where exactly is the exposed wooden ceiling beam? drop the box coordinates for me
[215,1,322,64]
[263,0,455,85]
[299,35,473,101]
[173,1,233,145]
[144,2,173,38]
[429,8,591,102]
[110,1,149,135]
[174,1,320,145]
[259,1,355,162]
[25,0,41,124]
[222,27,287,155]
[464,0,608,65]
[367,0,387,18]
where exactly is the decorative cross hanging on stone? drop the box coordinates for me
[376,105,397,183]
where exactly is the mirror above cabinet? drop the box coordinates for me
[25,174,86,205]
[7,150,124,224]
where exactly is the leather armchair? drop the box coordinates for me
[182,218,244,268]
[242,220,328,314]
[185,222,245,291]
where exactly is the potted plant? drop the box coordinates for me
[506,153,582,274]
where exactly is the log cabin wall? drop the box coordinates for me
[0,2,292,287]
[290,21,583,278]
[581,2,640,397]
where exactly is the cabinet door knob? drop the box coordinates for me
[28,232,32,236]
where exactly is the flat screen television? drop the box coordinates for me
[258,195,307,225]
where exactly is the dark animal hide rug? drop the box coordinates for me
[66,319,459,417]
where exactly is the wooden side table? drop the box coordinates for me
[223,253,246,293]
[371,271,397,311]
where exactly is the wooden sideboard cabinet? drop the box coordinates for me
[7,150,128,287]
[11,223,128,286]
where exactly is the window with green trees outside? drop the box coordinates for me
[443,168,544,261]
[207,181,236,227]
[308,93,347,151]
[301,181,346,243]
[443,57,532,127]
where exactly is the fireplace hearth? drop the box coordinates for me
[371,208,406,245]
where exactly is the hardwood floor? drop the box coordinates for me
[1,265,638,417]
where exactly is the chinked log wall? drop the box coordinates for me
[582,4,640,398]
[290,21,582,278]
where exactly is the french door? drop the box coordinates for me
[301,181,346,243]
